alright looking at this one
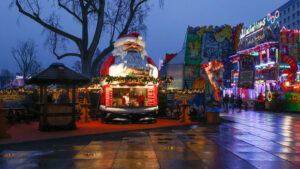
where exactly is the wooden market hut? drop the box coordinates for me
[26,63,90,131]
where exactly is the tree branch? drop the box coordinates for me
[88,0,105,57]
[118,0,147,37]
[54,51,81,60]
[110,0,122,44]
[84,0,98,12]
[58,0,83,23]
[52,34,81,60]
[16,0,81,44]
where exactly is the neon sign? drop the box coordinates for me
[240,10,280,39]
[267,10,280,24]
[240,18,266,39]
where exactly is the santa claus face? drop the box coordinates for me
[123,42,143,53]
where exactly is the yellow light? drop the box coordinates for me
[285,81,290,86]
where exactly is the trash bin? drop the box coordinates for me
[206,108,220,124]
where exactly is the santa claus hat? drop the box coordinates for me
[114,33,145,48]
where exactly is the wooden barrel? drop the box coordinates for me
[39,104,76,131]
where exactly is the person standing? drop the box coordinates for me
[230,94,235,112]
[236,96,243,112]
[122,92,130,107]
[136,92,145,107]
[223,94,229,112]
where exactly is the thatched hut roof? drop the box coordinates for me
[26,63,90,85]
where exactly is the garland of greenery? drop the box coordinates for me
[91,75,174,85]
[91,75,204,97]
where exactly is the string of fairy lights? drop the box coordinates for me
[90,75,206,95]
[91,75,174,86]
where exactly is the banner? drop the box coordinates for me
[238,55,256,88]
[285,92,300,112]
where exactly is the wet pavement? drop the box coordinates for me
[1,110,300,169]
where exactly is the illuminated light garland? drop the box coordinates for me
[267,91,273,101]
[245,27,264,38]
[267,13,271,21]
[271,16,276,24]
[92,75,174,86]
[275,10,280,19]
[159,89,205,94]
[267,11,280,23]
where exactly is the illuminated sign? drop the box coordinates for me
[240,18,266,39]
[267,10,280,24]
[240,10,280,39]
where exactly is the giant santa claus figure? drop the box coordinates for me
[99,33,159,124]
[100,33,158,78]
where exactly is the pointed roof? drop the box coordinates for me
[168,49,185,65]
[165,53,177,64]
[26,63,90,85]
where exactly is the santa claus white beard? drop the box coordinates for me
[109,46,158,78]
[113,50,149,70]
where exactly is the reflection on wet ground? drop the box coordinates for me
[1,110,300,168]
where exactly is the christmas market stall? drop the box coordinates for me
[98,33,159,123]
[26,63,90,131]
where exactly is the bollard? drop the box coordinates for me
[206,109,220,124]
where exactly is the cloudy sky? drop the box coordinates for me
[0,0,288,74]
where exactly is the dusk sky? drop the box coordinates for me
[0,0,288,74]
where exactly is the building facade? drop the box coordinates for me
[277,0,300,29]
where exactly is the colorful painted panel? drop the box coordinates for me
[238,55,256,89]
[203,32,219,61]
[185,30,203,65]
[280,28,300,62]
[185,24,242,65]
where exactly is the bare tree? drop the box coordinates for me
[30,60,42,76]
[11,40,42,80]
[11,0,163,77]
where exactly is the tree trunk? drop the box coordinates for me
[81,57,92,78]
